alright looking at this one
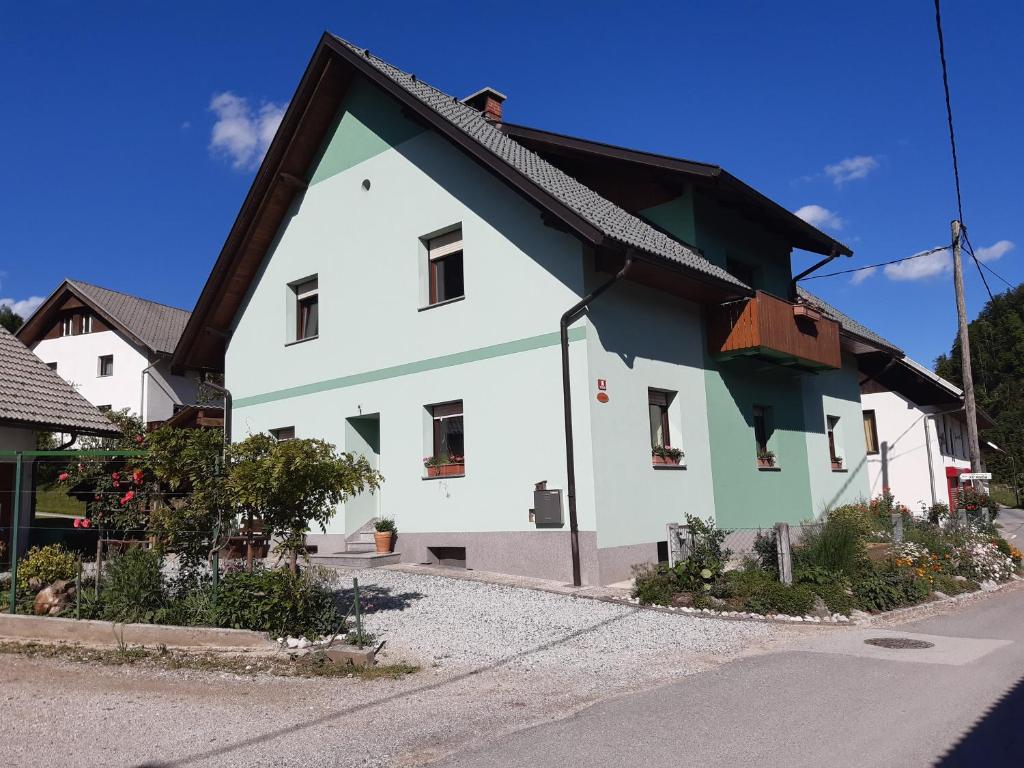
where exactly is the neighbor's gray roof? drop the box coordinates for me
[0,326,119,435]
[796,287,903,354]
[332,36,748,292]
[67,280,191,355]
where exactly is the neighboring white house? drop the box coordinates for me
[860,356,989,513]
[0,325,119,554]
[16,280,201,425]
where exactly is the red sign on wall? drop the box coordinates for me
[597,379,607,391]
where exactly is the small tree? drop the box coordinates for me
[227,434,383,572]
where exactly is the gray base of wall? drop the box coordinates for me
[307,532,660,586]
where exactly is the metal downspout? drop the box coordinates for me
[560,251,635,587]
[923,417,938,506]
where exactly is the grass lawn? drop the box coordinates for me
[992,483,1020,509]
[34,482,86,518]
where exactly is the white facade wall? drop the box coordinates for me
[31,330,198,423]
[226,124,594,554]
[862,388,970,513]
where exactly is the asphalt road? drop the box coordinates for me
[436,578,1024,768]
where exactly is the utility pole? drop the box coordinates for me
[951,219,982,472]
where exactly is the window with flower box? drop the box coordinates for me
[424,401,464,477]
[648,389,683,466]
[754,405,777,468]
[827,415,845,470]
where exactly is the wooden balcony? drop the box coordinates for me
[706,291,842,371]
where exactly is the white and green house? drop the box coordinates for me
[175,35,908,585]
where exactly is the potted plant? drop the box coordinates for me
[831,455,844,470]
[756,449,776,469]
[652,445,684,466]
[374,517,397,553]
[424,455,465,478]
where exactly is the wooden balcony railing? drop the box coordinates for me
[706,291,842,371]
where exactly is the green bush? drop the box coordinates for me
[853,569,930,613]
[744,582,815,616]
[632,564,677,606]
[19,544,77,586]
[827,504,872,538]
[932,573,980,596]
[213,567,340,638]
[794,514,867,577]
[813,583,854,616]
[753,530,778,575]
[100,547,166,624]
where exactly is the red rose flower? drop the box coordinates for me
[73,518,81,528]
[120,490,135,506]
[113,481,120,488]
[81,518,91,529]
[111,472,120,481]
[132,469,144,485]
[58,472,69,482]
[94,494,101,501]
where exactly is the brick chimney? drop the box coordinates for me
[461,87,507,122]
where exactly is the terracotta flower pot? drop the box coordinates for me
[757,457,776,469]
[374,530,393,554]
[652,454,681,465]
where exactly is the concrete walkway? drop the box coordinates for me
[433,579,1024,768]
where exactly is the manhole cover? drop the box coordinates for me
[864,637,935,649]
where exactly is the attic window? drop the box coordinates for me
[61,317,73,337]
[81,314,93,334]
[290,277,319,342]
[427,229,464,306]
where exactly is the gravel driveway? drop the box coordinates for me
[0,566,788,768]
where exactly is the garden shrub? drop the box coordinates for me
[927,502,950,525]
[744,582,815,616]
[632,564,677,606]
[932,573,980,596]
[213,567,340,638]
[812,583,854,616]
[794,514,867,577]
[826,504,872,538]
[753,530,778,575]
[100,547,166,624]
[852,569,930,613]
[19,544,77,586]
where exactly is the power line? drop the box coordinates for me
[962,229,1012,292]
[934,0,965,225]
[798,245,948,281]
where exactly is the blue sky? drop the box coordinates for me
[1,1,1020,368]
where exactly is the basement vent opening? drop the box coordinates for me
[427,546,467,569]
[864,637,935,650]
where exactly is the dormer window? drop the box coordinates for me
[60,317,73,336]
[81,314,92,334]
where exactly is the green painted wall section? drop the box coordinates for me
[638,186,696,245]
[703,354,814,528]
[693,192,792,296]
[234,327,587,408]
[308,78,425,186]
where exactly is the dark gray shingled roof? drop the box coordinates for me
[0,326,119,435]
[67,280,191,355]
[332,36,749,293]
[796,287,902,354]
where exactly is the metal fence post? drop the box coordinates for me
[8,452,23,614]
[211,526,220,606]
[353,577,363,648]
[774,522,792,585]
[75,555,82,620]
[891,512,904,543]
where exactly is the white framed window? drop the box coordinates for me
[427,229,464,306]
[81,314,93,334]
[97,355,113,377]
[60,317,73,336]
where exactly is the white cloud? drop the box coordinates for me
[974,239,1014,263]
[208,92,286,170]
[884,248,952,281]
[825,155,879,186]
[849,266,877,286]
[0,296,45,318]
[794,204,844,231]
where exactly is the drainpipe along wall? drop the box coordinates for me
[560,250,635,587]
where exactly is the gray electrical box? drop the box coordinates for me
[533,489,564,526]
